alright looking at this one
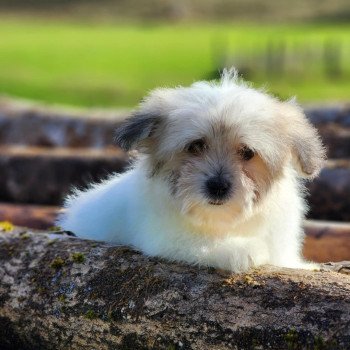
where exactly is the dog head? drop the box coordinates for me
[115,69,325,230]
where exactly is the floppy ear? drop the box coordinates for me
[115,111,161,151]
[283,103,326,178]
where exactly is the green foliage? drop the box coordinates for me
[58,294,66,303]
[20,232,30,240]
[0,221,14,232]
[0,18,349,107]
[48,226,62,232]
[84,309,97,320]
[50,257,65,269]
[71,252,85,263]
[285,329,299,350]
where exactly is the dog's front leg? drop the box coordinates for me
[197,237,270,273]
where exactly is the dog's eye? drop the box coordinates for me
[187,139,208,155]
[239,145,255,161]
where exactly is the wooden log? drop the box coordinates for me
[316,124,350,159]
[0,146,130,205]
[306,159,350,222]
[1,147,349,222]
[0,202,349,263]
[0,202,60,230]
[0,229,349,350]
[305,104,350,127]
[0,97,127,148]
[303,220,350,262]
[1,99,350,218]
[305,105,350,158]
[1,98,350,157]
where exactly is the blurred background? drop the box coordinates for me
[0,0,349,263]
[0,0,350,106]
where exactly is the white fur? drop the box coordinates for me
[58,69,324,272]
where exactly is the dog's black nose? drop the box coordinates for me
[206,176,232,201]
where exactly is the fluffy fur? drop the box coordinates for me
[58,69,325,272]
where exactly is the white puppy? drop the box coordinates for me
[58,69,325,272]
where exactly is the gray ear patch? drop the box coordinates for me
[115,112,161,151]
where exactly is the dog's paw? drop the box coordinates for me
[282,260,320,271]
[299,261,320,271]
[221,244,268,273]
[229,252,254,273]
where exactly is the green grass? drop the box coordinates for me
[0,18,350,107]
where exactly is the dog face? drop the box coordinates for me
[116,70,325,229]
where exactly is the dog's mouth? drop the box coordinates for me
[208,200,225,206]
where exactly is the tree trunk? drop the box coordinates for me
[0,229,349,350]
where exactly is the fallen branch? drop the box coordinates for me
[0,229,349,350]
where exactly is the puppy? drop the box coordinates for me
[58,69,325,272]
